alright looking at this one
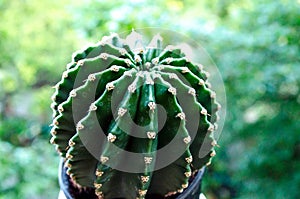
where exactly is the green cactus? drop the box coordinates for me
[50,31,220,199]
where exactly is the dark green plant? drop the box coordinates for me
[50,32,220,199]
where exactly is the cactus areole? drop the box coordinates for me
[50,31,221,199]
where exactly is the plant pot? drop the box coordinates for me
[58,159,206,199]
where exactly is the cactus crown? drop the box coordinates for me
[50,31,220,199]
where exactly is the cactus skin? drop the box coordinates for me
[50,32,220,199]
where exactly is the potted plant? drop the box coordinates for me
[50,31,221,199]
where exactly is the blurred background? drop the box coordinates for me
[0,0,299,198]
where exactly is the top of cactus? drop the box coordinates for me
[50,31,221,199]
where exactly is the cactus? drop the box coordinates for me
[50,31,220,199]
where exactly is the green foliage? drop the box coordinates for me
[199,0,300,198]
[1,0,299,198]
[0,0,83,198]
[0,139,59,199]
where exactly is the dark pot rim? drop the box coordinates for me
[59,158,205,199]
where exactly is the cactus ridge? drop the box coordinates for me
[66,72,137,188]
[145,78,192,196]
[50,32,220,199]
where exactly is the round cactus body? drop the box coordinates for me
[50,31,220,199]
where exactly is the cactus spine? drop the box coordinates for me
[50,31,220,199]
